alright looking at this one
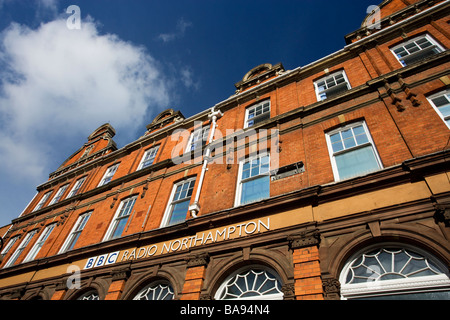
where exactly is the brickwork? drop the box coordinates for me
[105,280,126,300]
[180,266,206,300]
[293,246,324,300]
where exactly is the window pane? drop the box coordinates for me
[169,200,190,225]
[335,146,380,180]
[111,218,128,239]
[241,175,270,205]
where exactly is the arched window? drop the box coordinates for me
[340,244,450,300]
[215,266,283,300]
[77,290,100,300]
[133,281,175,300]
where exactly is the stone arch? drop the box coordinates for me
[204,247,294,299]
[64,277,110,300]
[321,223,450,283]
[121,266,184,300]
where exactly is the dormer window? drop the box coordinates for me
[391,34,444,67]
[314,70,351,101]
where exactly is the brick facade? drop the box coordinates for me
[0,0,449,301]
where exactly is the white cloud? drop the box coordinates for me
[158,18,193,43]
[0,18,171,182]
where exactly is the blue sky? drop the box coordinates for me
[0,0,377,227]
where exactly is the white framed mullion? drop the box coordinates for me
[325,121,383,181]
[391,34,445,67]
[314,70,351,101]
[160,177,196,228]
[234,153,270,207]
[103,196,137,241]
[4,230,38,268]
[59,211,92,254]
[427,89,450,129]
[23,224,56,263]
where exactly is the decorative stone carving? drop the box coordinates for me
[281,283,295,300]
[288,231,321,249]
[186,253,210,267]
[322,278,341,300]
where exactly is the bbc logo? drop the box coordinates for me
[84,251,119,269]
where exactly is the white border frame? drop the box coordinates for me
[160,177,196,228]
[325,121,383,182]
[427,89,450,129]
[49,184,69,205]
[390,33,445,67]
[244,100,271,129]
[102,195,137,241]
[214,265,284,300]
[58,211,92,254]
[66,176,87,199]
[234,153,270,207]
[98,163,120,187]
[313,70,351,102]
[137,145,160,171]
[339,242,450,300]
[23,223,56,263]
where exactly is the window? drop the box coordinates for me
[137,146,160,170]
[340,244,450,300]
[98,163,119,186]
[3,230,38,268]
[186,127,210,153]
[235,154,270,206]
[314,71,351,101]
[49,184,69,205]
[161,178,196,227]
[326,122,383,181]
[427,89,450,129]
[67,177,86,198]
[104,196,137,241]
[59,212,91,253]
[215,266,283,300]
[77,290,100,300]
[1,236,19,258]
[133,281,175,300]
[391,34,444,67]
[23,224,56,262]
[32,191,53,212]
[245,100,270,128]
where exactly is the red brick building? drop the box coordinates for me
[0,0,449,301]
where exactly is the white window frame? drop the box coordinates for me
[391,34,445,67]
[49,184,69,205]
[214,265,284,300]
[32,191,53,212]
[339,243,450,300]
[325,121,383,181]
[103,196,137,241]
[234,153,270,207]
[427,89,450,129]
[66,176,86,199]
[314,70,351,101]
[185,127,210,153]
[3,230,38,268]
[1,236,19,256]
[137,146,160,170]
[59,211,92,253]
[98,163,119,187]
[160,177,196,228]
[23,223,56,263]
[244,100,271,128]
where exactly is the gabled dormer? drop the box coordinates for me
[143,108,185,136]
[234,63,285,93]
[49,123,117,179]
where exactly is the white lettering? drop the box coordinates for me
[245,221,257,234]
